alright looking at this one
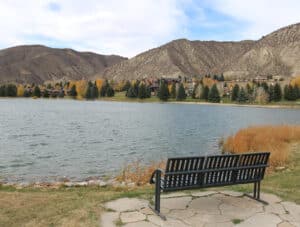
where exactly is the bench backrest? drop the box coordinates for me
[163,152,270,191]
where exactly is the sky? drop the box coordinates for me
[0,0,300,57]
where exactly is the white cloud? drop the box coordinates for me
[207,0,300,40]
[0,0,192,57]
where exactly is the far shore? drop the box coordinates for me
[1,96,300,109]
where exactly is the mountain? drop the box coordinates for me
[104,23,300,80]
[0,45,127,84]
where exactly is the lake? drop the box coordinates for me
[1,98,300,183]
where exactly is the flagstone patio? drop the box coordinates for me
[101,191,300,227]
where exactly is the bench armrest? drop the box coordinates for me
[150,169,165,184]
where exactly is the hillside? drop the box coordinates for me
[104,23,300,80]
[0,45,127,84]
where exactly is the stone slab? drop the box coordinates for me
[100,212,119,227]
[120,211,146,223]
[161,196,192,210]
[104,198,147,212]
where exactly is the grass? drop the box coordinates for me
[231,219,243,224]
[0,185,152,227]
[222,125,300,169]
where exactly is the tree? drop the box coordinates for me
[231,84,239,101]
[208,84,220,103]
[255,87,269,104]
[237,88,248,103]
[43,89,50,98]
[170,82,176,99]
[200,85,209,100]
[126,86,137,98]
[17,85,25,97]
[268,85,275,102]
[70,84,77,98]
[33,86,41,97]
[157,80,169,101]
[138,83,147,99]
[85,81,94,99]
[284,85,297,101]
[219,74,225,82]
[93,81,99,98]
[273,83,282,102]
[106,84,115,97]
[122,81,131,92]
[176,83,187,101]
[0,85,5,96]
[261,82,269,92]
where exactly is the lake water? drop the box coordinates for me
[1,99,300,183]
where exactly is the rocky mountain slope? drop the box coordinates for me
[104,23,300,80]
[0,45,127,84]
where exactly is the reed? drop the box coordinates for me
[116,160,165,186]
[223,125,300,169]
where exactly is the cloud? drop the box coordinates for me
[0,0,195,57]
[1,0,299,57]
[206,0,300,40]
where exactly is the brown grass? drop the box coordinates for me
[223,125,300,168]
[116,160,166,186]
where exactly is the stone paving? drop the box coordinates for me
[101,191,300,227]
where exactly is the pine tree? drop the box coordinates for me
[157,80,169,101]
[70,84,77,97]
[261,82,269,92]
[5,84,17,97]
[122,81,131,92]
[85,81,93,99]
[100,81,108,97]
[231,84,240,101]
[33,86,41,97]
[268,85,275,102]
[126,86,137,98]
[171,82,176,99]
[106,84,115,97]
[200,86,209,100]
[93,81,99,98]
[43,89,50,98]
[138,83,147,99]
[219,74,225,81]
[146,86,151,98]
[237,88,248,103]
[273,83,282,102]
[208,84,220,103]
[0,85,5,96]
[176,83,187,101]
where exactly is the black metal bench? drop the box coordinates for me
[150,152,270,219]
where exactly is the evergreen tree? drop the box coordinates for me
[200,85,209,100]
[145,86,151,98]
[261,82,269,92]
[23,89,32,97]
[5,84,17,97]
[126,86,137,98]
[106,84,115,97]
[100,81,108,97]
[122,81,131,92]
[0,85,5,96]
[284,85,297,101]
[294,85,300,99]
[176,83,187,101]
[157,80,169,101]
[219,74,225,81]
[273,83,282,102]
[138,83,147,99]
[33,86,41,97]
[171,82,176,99]
[231,84,240,101]
[43,89,50,98]
[85,81,93,99]
[246,83,253,95]
[268,85,275,102]
[58,90,65,98]
[208,84,220,103]
[237,88,248,103]
[70,84,77,97]
[93,81,99,98]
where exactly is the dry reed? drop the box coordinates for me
[116,160,166,186]
[223,125,300,168]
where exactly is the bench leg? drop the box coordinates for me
[244,181,268,205]
[149,170,166,220]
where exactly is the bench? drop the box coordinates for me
[150,152,270,219]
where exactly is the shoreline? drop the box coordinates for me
[1,96,300,109]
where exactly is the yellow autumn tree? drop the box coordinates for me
[17,84,25,97]
[291,76,300,87]
[95,79,104,90]
[75,80,87,98]
[202,77,216,88]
